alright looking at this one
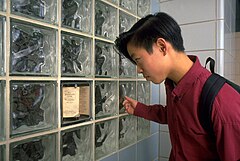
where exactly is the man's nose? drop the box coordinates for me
[137,66,143,73]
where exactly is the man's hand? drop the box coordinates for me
[123,96,138,114]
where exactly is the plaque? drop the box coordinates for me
[62,85,90,118]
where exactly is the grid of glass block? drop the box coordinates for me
[0,0,151,160]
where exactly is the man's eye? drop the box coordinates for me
[135,58,140,62]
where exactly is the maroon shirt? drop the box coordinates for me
[134,56,240,161]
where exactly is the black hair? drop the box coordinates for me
[114,12,185,64]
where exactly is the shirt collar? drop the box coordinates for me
[165,55,206,99]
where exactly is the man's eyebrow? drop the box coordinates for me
[129,52,135,58]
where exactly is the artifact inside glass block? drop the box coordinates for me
[119,116,137,149]
[137,0,150,17]
[119,0,137,14]
[62,0,92,33]
[12,84,44,129]
[12,0,46,19]
[11,0,57,23]
[95,120,117,160]
[119,82,136,113]
[10,22,56,75]
[95,0,117,40]
[61,82,91,125]
[62,125,92,161]
[12,139,44,161]
[95,41,117,77]
[61,34,91,76]
[10,82,56,136]
[12,28,44,73]
[119,11,136,34]
[95,81,117,118]
[119,55,136,78]
[11,134,56,161]
[137,81,150,104]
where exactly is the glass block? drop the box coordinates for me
[95,40,118,78]
[95,81,118,119]
[119,11,136,34]
[0,16,5,76]
[0,81,5,141]
[119,55,136,78]
[137,81,151,140]
[95,0,117,40]
[61,124,93,161]
[11,0,58,24]
[137,0,150,17]
[61,32,92,77]
[119,0,137,14]
[10,20,57,76]
[10,134,56,161]
[106,0,118,5]
[119,81,136,114]
[137,81,150,104]
[137,73,144,78]
[0,145,5,161]
[62,0,92,33]
[137,118,150,140]
[119,115,137,149]
[10,81,57,137]
[0,0,5,11]
[61,81,92,126]
[95,119,117,160]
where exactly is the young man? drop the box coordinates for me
[114,12,240,161]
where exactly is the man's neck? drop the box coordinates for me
[168,52,194,84]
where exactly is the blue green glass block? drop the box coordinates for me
[0,145,5,161]
[0,16,5,76]
[137,81,150,104]
[10,20,57,76]
[119,0,137,14]
[10,81,57,137]
[119,81,136,114]
[119,115,137,149]
[62,0,92,33]
[0,81,5,141]
[95,119,117,160]
[137,0,150,17]
[61,124,93,161]
[61,32,92,77]
[95,0,117,40]
[95,81,118,119]
[95,40,118,78]
[11,0,58,24]
[119,11,136,34]
[10,134,57,161]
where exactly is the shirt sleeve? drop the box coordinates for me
[133,102,168,124]
[215,123,240,161]
[212,84,240,161]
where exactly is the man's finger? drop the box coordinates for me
[125,96,134,102]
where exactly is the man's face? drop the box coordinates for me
[127,42,170,84]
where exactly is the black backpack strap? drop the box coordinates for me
[199,73,226,134]
[200,57,240,135]
[205,57,215,73]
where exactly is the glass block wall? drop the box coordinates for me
[0,0,153,161]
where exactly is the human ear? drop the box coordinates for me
[156,38,167,54]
